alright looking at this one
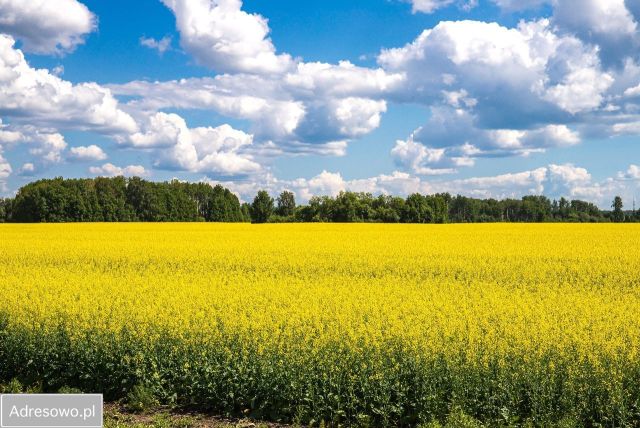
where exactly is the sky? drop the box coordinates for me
[0,0,639,207]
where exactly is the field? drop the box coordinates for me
[1,224,640,426]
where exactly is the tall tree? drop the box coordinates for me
[0,198,9,222]
[612,196,625,223]
[402,194,433,223]
[251,190,274,223]
[276,191,296,217]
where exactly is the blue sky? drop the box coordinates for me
[0,0,639,207]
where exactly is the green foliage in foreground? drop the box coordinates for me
[0,322,636,427]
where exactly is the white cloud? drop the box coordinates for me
[109,63,396,150]
[0,123,68,164]
[19,162,34,175]
[110,77,306,142]
[378,19,613,119]
[543,63,614,115]
[333,98,387,137]
[545,163,593,196]
[441,167,549,198]
[492,0,638,66]
[0,119,22,144]
[0,0,96,55]
[409,0,454,13]
[68,145,108,161]
[491,0,637,38]
[618,164,640,180]
[0,35,137,135]
[89,163,148,177]
[26,131,67,163]
[490,0,546,10]
[391,136,461,176]
[128,112,185,148]
[161,0,293,74]
[0,142,9,191]
[391,103,581,176]
[112,1,403,154]
[553,0,637,39]
[140,35,172,55]
[109,9,624,171]
[129,112,261,176]
[284,61,404,98]
[612,121,640,135]
[407,0,477,13]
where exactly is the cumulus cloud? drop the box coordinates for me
[484,0,638,41]
[391,104,580,175]
[52,65,64,76]
[391,136,462,176]
[379,19,613,122]
[617,164,640,180]
[68,145,108,161]
[491,0,639,66]
[0,119,22,144]
[0,35,137,134]
[553,0,637,39]
[0,0,96,55]
[160,0,293,74]
[19,162,34,175]
[110,76,306,141]
[26,131,67,163]
[89,163,148,177]
[109,61,400,150]
[0,122,68,164]
[104,0,638,183]
[128,112,261,176]
[139,35,172,55]
[372,18,630,174]
[111,0,402,155]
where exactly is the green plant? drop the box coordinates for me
[126,384,159,413]
[58,386,83,394]
[1,378,23,393]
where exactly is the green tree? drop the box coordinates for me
[0,198,9,222]
[402,194,433,223]
[612,196,625,222]
[276,191,296,217]
[241,203,252,222]
[333,192,375,222]
[251,190,274,223]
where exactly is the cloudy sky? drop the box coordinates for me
[0,0,639,207]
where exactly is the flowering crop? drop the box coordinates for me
[1,223,640,426]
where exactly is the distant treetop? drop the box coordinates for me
[0,177,635,224]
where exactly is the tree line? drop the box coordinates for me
[252,190,637,224]
[0,176,637,223]
[0,177,248,223]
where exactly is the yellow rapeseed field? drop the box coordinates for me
[1,223,640,426]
